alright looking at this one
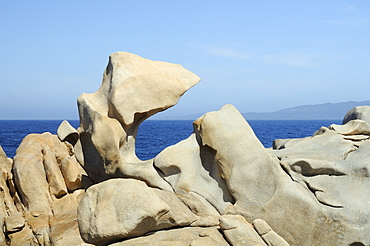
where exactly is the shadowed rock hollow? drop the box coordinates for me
[1,52,370,245]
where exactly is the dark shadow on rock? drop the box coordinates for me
[349,242,365,246]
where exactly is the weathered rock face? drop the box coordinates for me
[268,113,370,245]
[2,52,370,245]
[0,133,89,245]
[75,51,200,185]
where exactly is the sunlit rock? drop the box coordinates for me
[12,133,86,245]
[77,178,197,245]
[75,52,200,188]
[155,133,233,215]
[343,106,370,124]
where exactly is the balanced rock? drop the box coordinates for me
[74,51,200,187]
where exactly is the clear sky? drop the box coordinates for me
[1,1,369,119]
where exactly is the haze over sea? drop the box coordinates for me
[0,119,341,160]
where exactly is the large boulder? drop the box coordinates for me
[193,104,284,216]
[343,106,370,124]
[77,178,197,245]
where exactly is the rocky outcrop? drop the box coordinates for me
[1,52,370,245]
[74,51,200,186]
[0,133,89,245]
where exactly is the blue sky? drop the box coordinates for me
[1,1,369,119]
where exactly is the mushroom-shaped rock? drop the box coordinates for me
[75,51,200,185]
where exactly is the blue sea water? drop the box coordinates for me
[0,119,342,160]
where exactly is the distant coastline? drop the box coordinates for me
[150,100,370,121]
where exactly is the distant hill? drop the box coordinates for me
[242,100,370,120]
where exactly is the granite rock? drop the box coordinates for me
[75,51,200,186]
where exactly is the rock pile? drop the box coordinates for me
[0,52,369,245]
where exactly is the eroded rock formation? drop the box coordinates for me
[1,51,370,245]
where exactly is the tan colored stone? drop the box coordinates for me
[50,210,86,246]
[190,215,220,227]
[5,212,25,233]
[13,134,53,215]
[57,120,79,145]
[110,227,229,246]
[58,154,85,192]
[177,191,221,217]
[194,104,283,215]
[220,214,267,246]
[42,147,68,198]
[253,219,289,246]
[155,133,233,214]
[7,225,39,246]
[11,133,86,245]
[78,178,197,245]
[75,51,200,186]
[13,133,85,216]
[24,212,51,246]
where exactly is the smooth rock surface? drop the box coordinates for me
[78,178,197,245]
[343,106,370,124]
[329,119,370,135]
[75,51,200,185]
[110,227,229,246]
[155,133,233,214]
[57,120,79,145]
[193,104,284,215]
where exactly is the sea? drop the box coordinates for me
[0,119,342,160]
